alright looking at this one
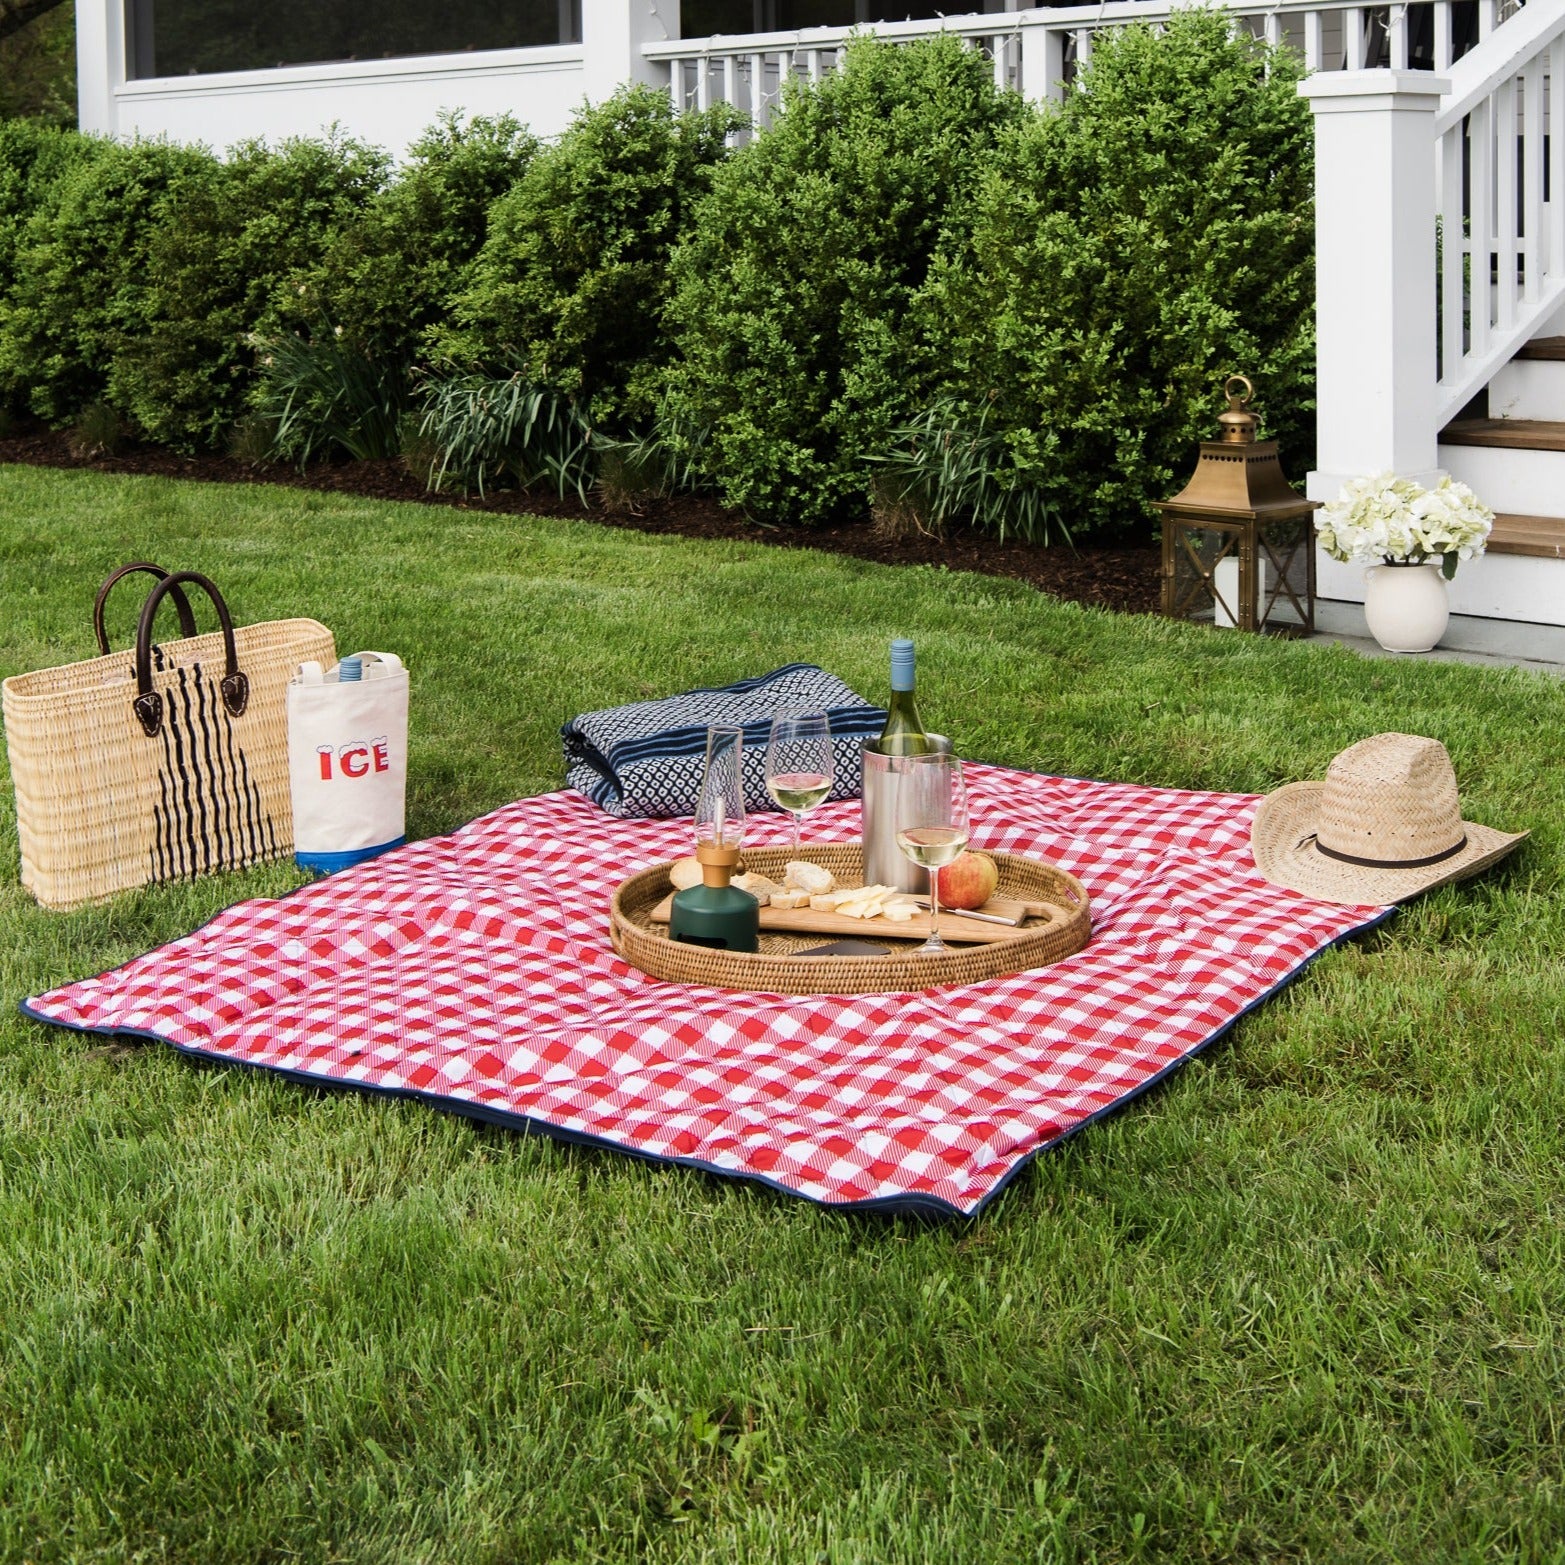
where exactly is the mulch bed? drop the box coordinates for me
[0,422,1163,618]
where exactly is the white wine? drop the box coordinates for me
[767,771,831,813]
[895,825,969,868]
[878,638,934,756]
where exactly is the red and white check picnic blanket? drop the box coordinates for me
[24,765,1390,1216]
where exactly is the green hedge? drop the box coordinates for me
[658,34,1026,526]
[0,137,216,424]
[912,12,1315,537]
[266,113,537,390]
[435,87,741,430]
[0,132,384,443]
[0,27,1316,538]
[119,134,387,449]
[248,113,535,464]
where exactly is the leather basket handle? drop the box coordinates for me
[93,562,198,656]
[133,571,249,738]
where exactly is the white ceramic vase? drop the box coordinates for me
[1363,561,1450,653]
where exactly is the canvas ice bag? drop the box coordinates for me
[287,652,409,873]
[2,565,336,910]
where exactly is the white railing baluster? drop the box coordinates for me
[696,52,711,111]
[1523,55,1544,301]
[1265,10,1283,50]
[1441,119,1465,380]
[1304,8,1325,70]
[1471,95,1494,361]
[1552,48,1565,289]
[723,52,739,127]
[1479,0,1497,43]
[1433,0,1453,71]
[1032,23,1069,103]
[1496,75,1517,332]
[1343,6,1365,68]
[1388,3,1408,69]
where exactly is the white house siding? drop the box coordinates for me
[76,1,593,154]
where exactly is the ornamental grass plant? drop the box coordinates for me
[1,465,1563,1562]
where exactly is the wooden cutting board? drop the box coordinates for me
[646,891,1067,945]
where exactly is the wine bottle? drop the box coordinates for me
[878,638,934,755]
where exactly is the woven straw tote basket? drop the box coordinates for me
[2,565,334,910]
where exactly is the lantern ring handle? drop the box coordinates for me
[1224,374,1254,408]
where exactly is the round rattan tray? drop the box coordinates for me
[610,844,1090,995]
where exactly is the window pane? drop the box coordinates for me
[126,0,580,79]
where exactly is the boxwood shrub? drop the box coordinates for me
[433,86,742,432]
[265,114,536,387]
[115,133,388,449]
[658,34,1026,526]
[911,10,1316,538]
[0,137,219,425]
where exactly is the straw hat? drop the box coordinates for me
[1250,733,1526,905]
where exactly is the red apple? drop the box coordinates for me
[934,850,999,911]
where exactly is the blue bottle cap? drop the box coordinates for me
[890,639,915,691]
[337,656,363,682]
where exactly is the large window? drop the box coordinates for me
[124,0,581,79]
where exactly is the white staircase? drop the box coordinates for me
[1305,2,1565,658]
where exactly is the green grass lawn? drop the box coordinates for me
[1,464,1563,1563]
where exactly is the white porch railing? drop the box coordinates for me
[646,0,1526,124]
[1434,0,1565,421]
[1301,1,1565,501]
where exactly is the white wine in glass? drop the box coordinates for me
[892,753,970,956]
[895,825,969,869]
[765,711,834,852]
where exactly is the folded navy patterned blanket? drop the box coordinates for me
[561,663,886,819]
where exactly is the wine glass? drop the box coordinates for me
[893,752,970,956]
[764,711,834,853]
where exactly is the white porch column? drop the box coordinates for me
[581,0,677,104]
[75,0,121,137]
[1019,18,1069,105]
[1300,71,1449,502]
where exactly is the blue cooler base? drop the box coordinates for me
[296,837,406,875]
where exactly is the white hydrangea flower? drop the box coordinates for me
[1315,471,1493,576]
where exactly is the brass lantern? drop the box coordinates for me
[1156,375,1319,635]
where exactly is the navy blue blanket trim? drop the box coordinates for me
[15,760,1399,1219]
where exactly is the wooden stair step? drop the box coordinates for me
[1489,513,1565,559]
[1440,417,1565,451]
[1513,336,1565,362]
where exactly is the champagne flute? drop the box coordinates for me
[765,711,834,853]
[893,752,970,956]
